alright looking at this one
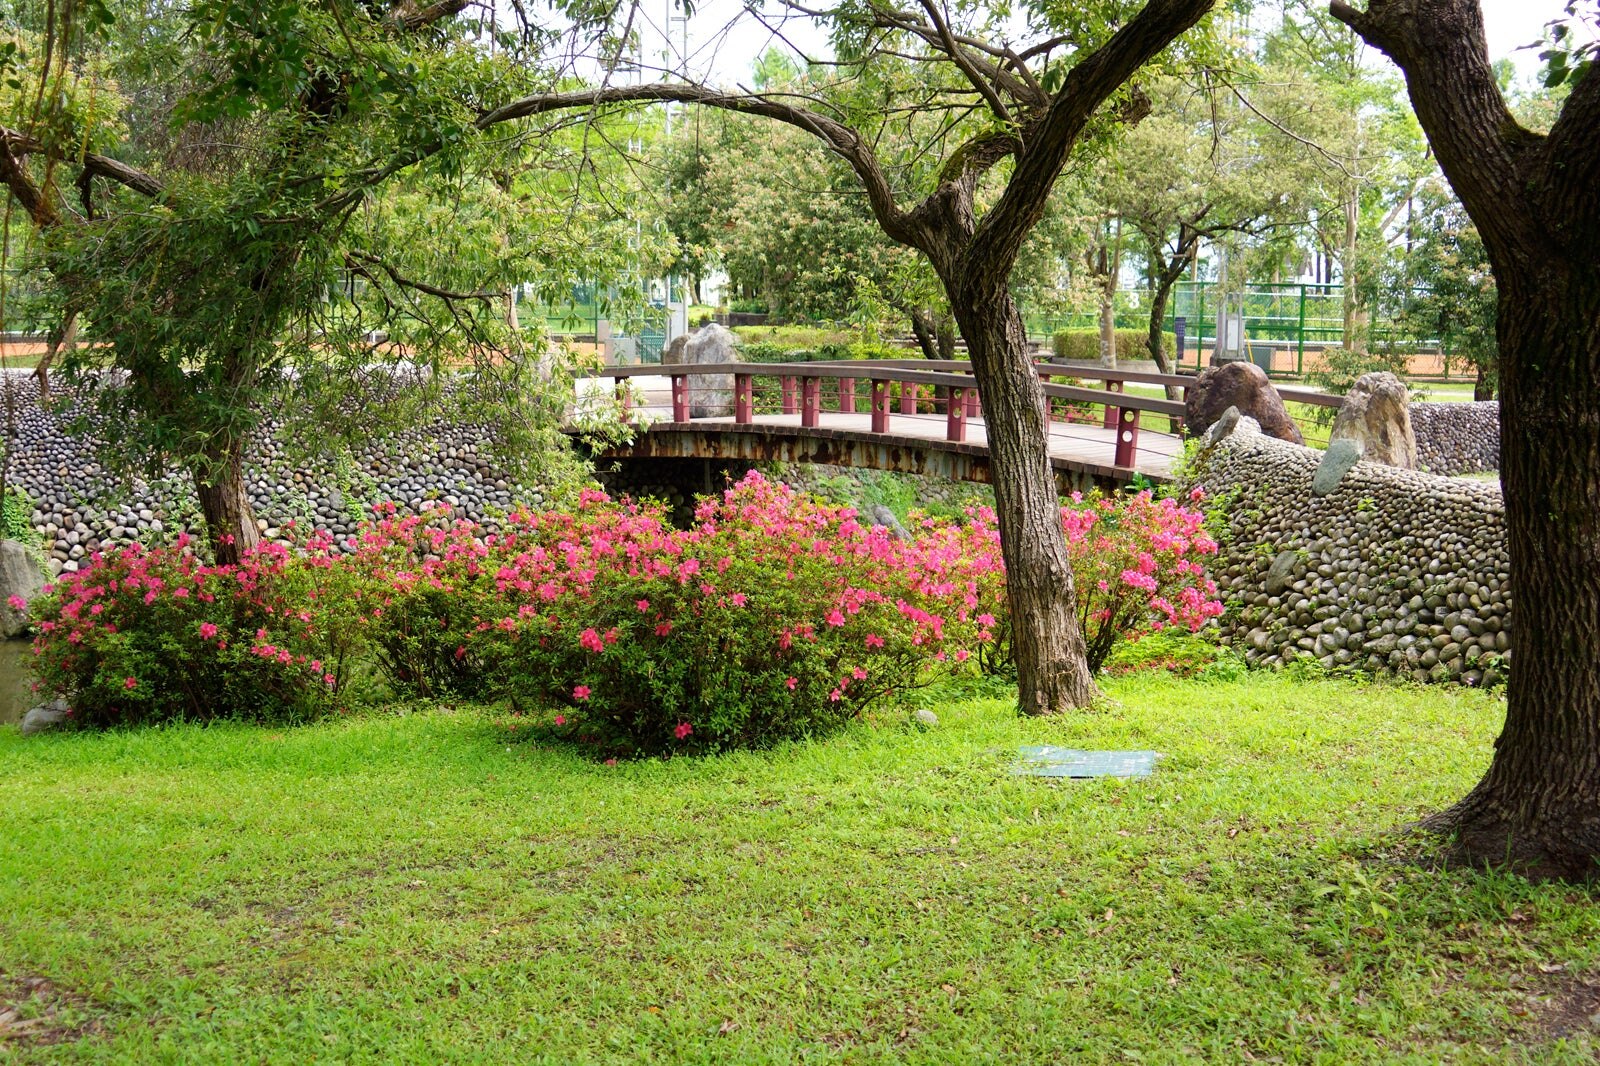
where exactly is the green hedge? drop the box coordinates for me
[1051,329,1177,362]
[739,341,900,364]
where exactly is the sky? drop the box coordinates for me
[649,0,1578,87]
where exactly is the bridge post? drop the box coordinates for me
[899,381,917,415]
[1102,379,1124,429]
[838,378,857,413]
[871,379,891,433]
[781,376,799,415]
[735,374,753,424]
[947,387,968,442]
[801,377,820,428]
[966,388,980,420]
[671,375,690,422]
[1113,406,1140,469]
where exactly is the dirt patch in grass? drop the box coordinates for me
[0,973,107,1048]
[1515,969,1600,1048]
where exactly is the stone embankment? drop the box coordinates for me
[1185,417,1510,686]
[0,377,539,575]
[1410,401,1499,476]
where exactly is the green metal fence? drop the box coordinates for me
[1027,281,1448,378]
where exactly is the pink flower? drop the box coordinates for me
[573,685,591,701]
[579,628,606,653]
[5,594,24,610]
[730,592,747,607]
[674,721,693,740]
[955,649,970,662]
[324,674,337,684]
[604,758,618,767]
[636,599,650,612]
[785,677,798,690]
[199,622,219,640]
[123,676,137,690]
[826,609,846,627]
[865,633,885,649]
[173,587,189,598]
[654,622,672,637]
[554,715,567,726]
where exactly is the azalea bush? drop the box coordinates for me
[358,475,999,754]
[28,531,374,728]
[975,489,1224,675]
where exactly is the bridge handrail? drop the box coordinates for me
[586,361,1188,418]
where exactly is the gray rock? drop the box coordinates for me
[912,709,939,728]
[1311,439,1364,497]
[1330,372,1416,468]
[1264,550,1300,596]
[867,504,910,541]
[1205,405,1243,445]
[1184,361,1304,444]
[683,324,742,418]
[0,540,44,638]
[20,698,70,735]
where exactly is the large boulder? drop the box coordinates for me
[0,539,43,638]
[683,324,742,418]
[1184,362,1303,445]
[20,698,69,735]
[1329,371,1416,468]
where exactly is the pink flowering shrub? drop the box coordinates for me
[28,531,373,727]
[972,489,1224,674]
[357,473,996,755]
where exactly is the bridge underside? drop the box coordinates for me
[587,422,1160,495]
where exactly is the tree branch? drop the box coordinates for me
[1328,0,1545,267]
[475,84,919,246]
[971,0,1215,283]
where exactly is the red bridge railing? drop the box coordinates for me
[585,359,1341,473]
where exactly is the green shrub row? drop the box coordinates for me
[1051,329,1177,363]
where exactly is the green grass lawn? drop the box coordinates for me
[3,673,1597,1063]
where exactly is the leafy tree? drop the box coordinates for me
[0,0,663,562]
[1386,180,1497,398]
[498,0,1221,712]
[1331,0,1600,877]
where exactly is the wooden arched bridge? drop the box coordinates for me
[577,359,1341,493]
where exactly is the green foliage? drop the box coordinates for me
[0,486,37,548]
[361,477,994,757]
[1102,629,1245,682]
[1304,345,1413,415]
[28,535,373,728]
[1051,329,1176,362]
[1383,183,1498,394]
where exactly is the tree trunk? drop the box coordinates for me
[1473,363,1494,401]
[949,284,1095,714]
[1146,271,1185,432]
[1329,0,1600,877]
[937,315,959,361]
[909,308,941,360]
[1340,189,1368,353]
[33,309,76,404]
[193,436,260,565]
[1098,281,1118,369]
[1422,272,1600,878]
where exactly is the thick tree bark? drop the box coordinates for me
[1332,0,1600,877]
[192,436,260,566]
[1426,273,1600,877]
[948,272,1096,714]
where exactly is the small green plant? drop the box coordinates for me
[0,485,38,548]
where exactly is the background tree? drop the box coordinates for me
[1330,0,1600,877]
[0,0,664,562]
[1384,180,1497,398]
